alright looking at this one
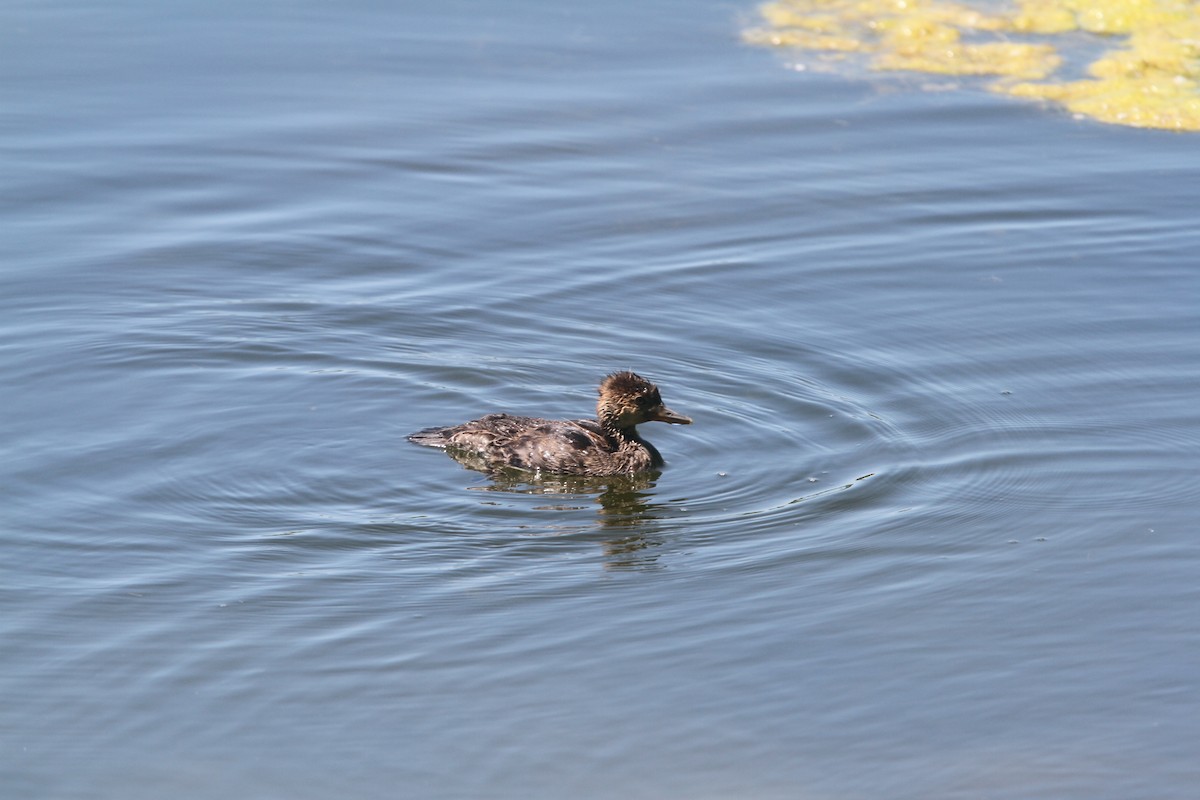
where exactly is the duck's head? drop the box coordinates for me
[597,371,692,431]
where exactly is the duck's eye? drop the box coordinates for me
[639,394,661,409]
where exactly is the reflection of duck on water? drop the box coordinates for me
[474,470,659,523]
[471,470,669,570]
[409,372,691,476]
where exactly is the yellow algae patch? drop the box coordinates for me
[1009,0,1078,33]
[744,0,1200,131]
[875,21,1060,79]
[1064,0,1192,34]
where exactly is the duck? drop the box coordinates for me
[408,371,691,476]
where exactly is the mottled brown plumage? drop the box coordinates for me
[408,371,691,476]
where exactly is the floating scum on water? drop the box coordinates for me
[743,0,1200,131]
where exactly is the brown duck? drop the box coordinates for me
[408,371,691,475]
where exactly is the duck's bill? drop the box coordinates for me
[652,406,692,425]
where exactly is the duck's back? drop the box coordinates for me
[408,413,657,475]
[407,413,549,450]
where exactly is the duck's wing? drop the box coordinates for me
[408,414,547,450]
[487,418,612,472]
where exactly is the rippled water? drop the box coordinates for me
[4,0,1199,797]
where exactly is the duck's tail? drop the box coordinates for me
[407,426,452,448]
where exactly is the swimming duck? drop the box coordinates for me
[408,371,691,476]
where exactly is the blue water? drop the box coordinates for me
[3,0,1199,797]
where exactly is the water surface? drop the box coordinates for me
[3,0,1198,798]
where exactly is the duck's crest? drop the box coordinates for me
[600,370,650,396]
